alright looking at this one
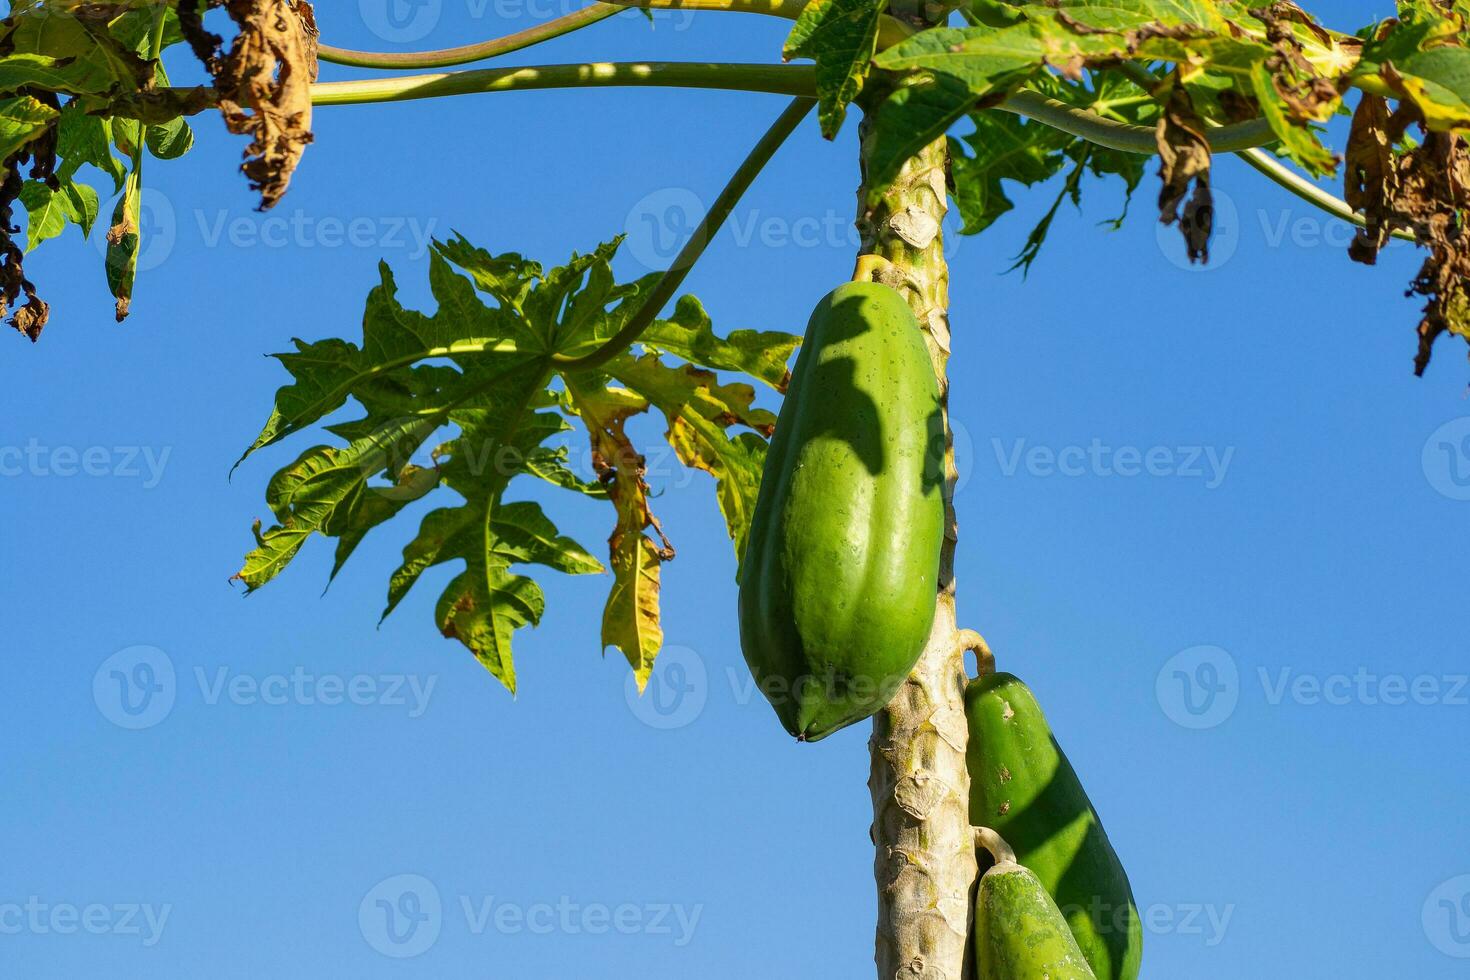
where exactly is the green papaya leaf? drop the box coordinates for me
[238,235,795,694]
[0,94,57,160]
[949,111,1072,235]
[783,0,885,138]
[19,177,98,250]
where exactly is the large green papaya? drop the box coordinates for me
[974,843,1098,980]
[967,673,1143,980]
[739,281,944,741]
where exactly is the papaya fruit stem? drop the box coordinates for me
[851,253,893,284]
[955,629,995,678]
[974,826,1017,868]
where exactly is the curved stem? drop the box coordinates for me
[550,96,816,371]
[317,4,622,69]
[600,0,913,46]
[955,628,994,678]
[1002,87,1402,240]
[147,55,1392,263]
[974,827,1016,867]
[147,2,169,63]
[1236,146,1416,242]
[309,62,816,106]
[601,0,807,17]
[999,89,1275,154]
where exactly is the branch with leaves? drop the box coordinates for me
[10,0,1470,364]
[231,93,811,690]
[9,0,1470,687]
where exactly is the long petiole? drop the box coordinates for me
[550,97,817,371]
[309,62,817,107]
[1236,147,1416,242]
[599,0,912,46]
[317,4,623,70]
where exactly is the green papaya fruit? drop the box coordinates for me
[738,281,944,741]
[974,848,1098,980]
[966,673,1143,980]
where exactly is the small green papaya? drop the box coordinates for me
[966,673,1143,980]
[738,281,944,741]
[974,841,1098,980]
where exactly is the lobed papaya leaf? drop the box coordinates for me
[238,234,796,694]
[639,294,801,391]
[783,0,885,138]
[381,396,601,692]
[947,71,1151,266]
[864,73,978,204]
[238,253,528,464]
[949,111,1073,236]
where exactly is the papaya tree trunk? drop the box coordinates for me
[858,124,977,978]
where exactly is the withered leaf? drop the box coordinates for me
[187,0,319,211]
[570,384,675,690]
[1155,84,1214,265]
[2,143,55,341]
[1344,94,1400,265]
[1340,88,1470,374]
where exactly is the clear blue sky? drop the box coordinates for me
[4,2,1469,977]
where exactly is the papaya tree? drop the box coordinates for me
[7,0,1470,976]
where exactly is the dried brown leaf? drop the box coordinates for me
[188,0,319,210]
[1342,88,1470,374]
[1251,2,1343,122]
[1345,94,1400,264]
[1,137,54,341]
[1156,84,1214,264]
